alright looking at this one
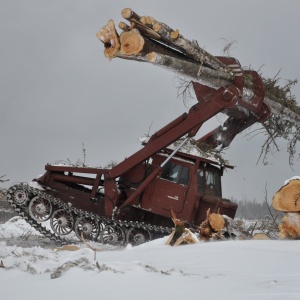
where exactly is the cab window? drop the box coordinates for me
[206,169,221,196]
[197,170,205,193]
[197,168,221,196]
[161,162,189,185]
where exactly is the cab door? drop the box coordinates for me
[150,161,189,213]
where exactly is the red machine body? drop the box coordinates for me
[8,57,271,245]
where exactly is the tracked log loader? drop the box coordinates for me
[6,57,270,246]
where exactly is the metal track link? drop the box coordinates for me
[6,183,172,246]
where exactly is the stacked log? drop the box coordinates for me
[272,177,300,239]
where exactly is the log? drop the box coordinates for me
[147,52,232,84]
[198,208,213,240]
[173,228,199,246]
[278,213,300,239]
[53,245,80,251]
[118,21,131,32]
[151,21,229,72]
[209,213,226,232]
[198,209,246,240]
[130,21,162,40]
[252,233,271,240]
[166,210,190,246]
[264,98,300,125]
[102,21,190,61]
[272,179,300,212]
[121,9,230,72]
[121,8,141,22]
[120,29,145,55]
[96,19,120,59]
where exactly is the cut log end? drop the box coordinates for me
[96,19,120,59]
[278,213,300,239]
[209,213,226,232]
[120,29,145,55]
[118,21,131,32]
[272,179,300,212]
[121,8,133,19]
[170,29,180,40]
[121,8,141,22]
[147,52,157,63]
[153,22,162,32]
[145,16,156,25]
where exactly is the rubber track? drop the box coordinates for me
[6,183,172,246]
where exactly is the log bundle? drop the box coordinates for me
[97,8,300,127]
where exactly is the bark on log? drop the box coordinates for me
[130,21,162,40]
[121,10,230,72]
[264,98,300,125]
[147,52,232,84]
[151,21,229,72]
[278,213,300,239]
[272,179,300,212]
[121,8,141,22]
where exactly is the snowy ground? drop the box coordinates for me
[1,217,300,300]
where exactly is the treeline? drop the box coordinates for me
[234,198,283,220]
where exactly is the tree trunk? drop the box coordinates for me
[272,179,300,212]
[147,52,232,84]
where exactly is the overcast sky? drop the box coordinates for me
[1,0,300,203]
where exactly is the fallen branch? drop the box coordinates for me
[50,258,90,279]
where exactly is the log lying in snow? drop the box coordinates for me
[252,233,271,240]
[272,178,300,212]
[278,213,300,239]
[165,210,199,246]
[198,209,231,240]
[198,209,248,240]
